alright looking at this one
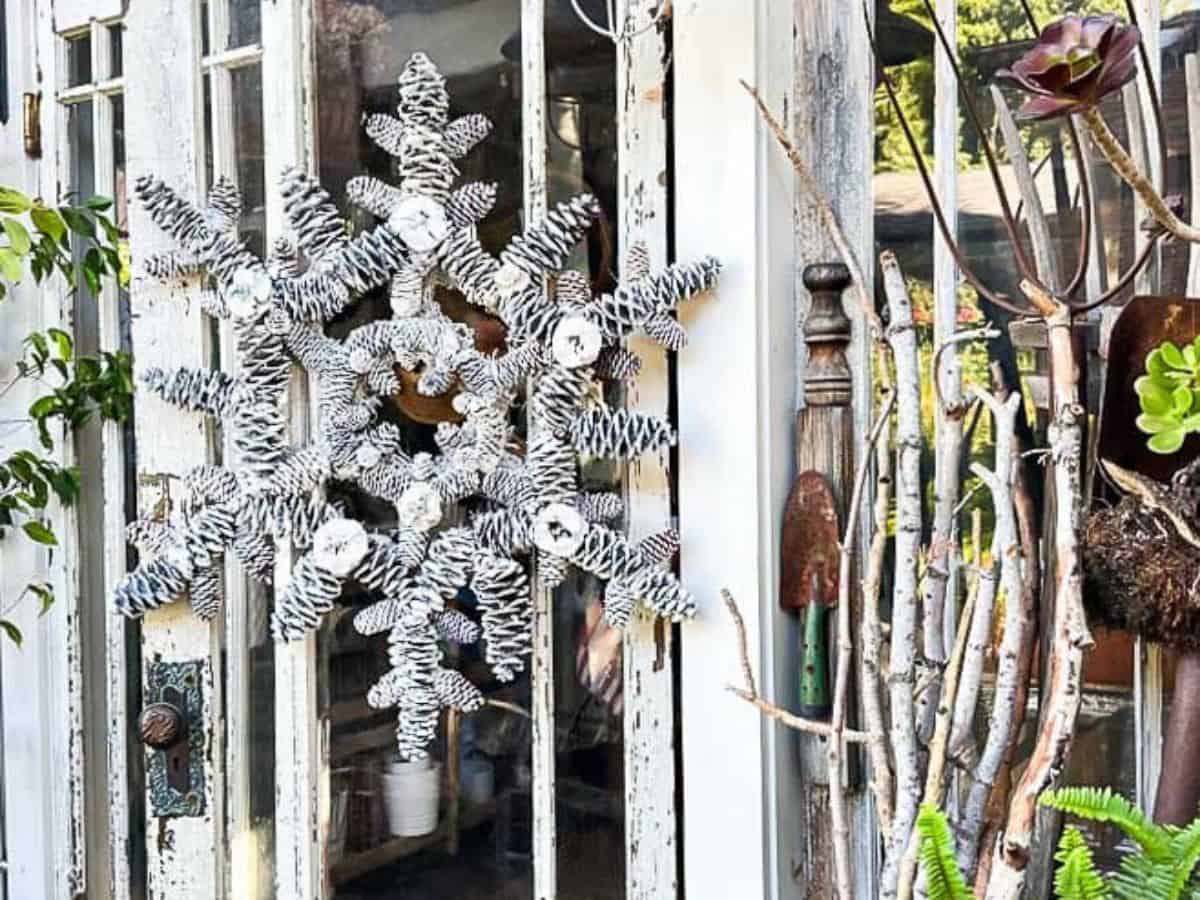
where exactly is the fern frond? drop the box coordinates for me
[1042,787,1171,862]
[1110,849,1175,900]
[1054,827,1109,900]
[916,804,972,900]
[1167,819,1200,898]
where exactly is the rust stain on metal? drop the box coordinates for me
[779,471,840,612]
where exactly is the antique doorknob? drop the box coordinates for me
[138,702,185,749]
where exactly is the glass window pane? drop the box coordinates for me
[66,33,92,87]
[108,24,124,79]
[545,9,626,899]
[231,65,266,256]
[314,2,529,897]
[201,1,212,57]
[113,94,127,231]
[230,0,262,48]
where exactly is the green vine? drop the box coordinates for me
[0,186,131,644]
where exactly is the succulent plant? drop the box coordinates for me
[996,14,1141,122]
[1135,336,1200,454]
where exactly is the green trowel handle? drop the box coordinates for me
[799,603,831,720]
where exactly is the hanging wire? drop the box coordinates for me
[568,0,668,44]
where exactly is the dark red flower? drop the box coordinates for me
[996,14,1141,122]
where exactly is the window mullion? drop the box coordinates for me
[615,1,679,895]
[519,0,556,897]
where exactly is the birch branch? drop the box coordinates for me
[921,325,1000,747]
[959,391,1024,876]
[880,251,924,899]
[986,287,1092,900]
[829,387,898,900]
[896,531,983,900]
[862,388,897,841]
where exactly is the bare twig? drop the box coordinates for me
[959,392,1024,874]
[485,699,533,719]
[722,590,868,744]
[862,388,898,840]
[828,385,898,899]
[741,80,884,345]
[987,287,1093,900]
[880,252,924,899]
[896,525,983,900]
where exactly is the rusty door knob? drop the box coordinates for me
[138,702,185,749]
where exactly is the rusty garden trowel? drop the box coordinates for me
[780,471,841,720]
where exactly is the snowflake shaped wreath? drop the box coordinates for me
[115,52,720,759]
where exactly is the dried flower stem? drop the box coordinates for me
[722,591,869,743]
[1082,107,1200,244]
[880,251,924,899]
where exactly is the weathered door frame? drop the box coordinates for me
[104,0,690,898]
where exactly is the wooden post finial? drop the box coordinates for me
[802,262,853,408]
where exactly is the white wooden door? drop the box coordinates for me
[106,1,685,898]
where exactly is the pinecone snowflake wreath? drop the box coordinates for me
[114,52,718,760]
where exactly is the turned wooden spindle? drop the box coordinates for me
[789,262,858,788]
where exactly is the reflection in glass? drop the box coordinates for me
[314,3,636,894]
[230,0,263,48]
[315,2,534,897]
[108,24,124,79]
[544,8,626,898]
[66,34,92,87]
[232,65,266,256]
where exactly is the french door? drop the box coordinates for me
[61,1,680,897]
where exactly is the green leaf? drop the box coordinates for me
[1161,342,1187,370]
[1137,377,1174,416]
[0,621,23,647]
[31,207,67,243]
[46,327,72,360]
[1148,347,1171,377]
[1150,429,1187,454]
[84,195,113,211]
[0,246,23,283]
[916,804,972,900]
[1054,827,1109,900]
[3,217,32,255]
[1173,386,1193,416]
[1042,787,1171,862]
[0,187,32,214]
[1137,414,1180,435]
[26,582,54,616]
[60,207,96,240]
[21,520,56,545]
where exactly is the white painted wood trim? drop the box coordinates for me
[37,4,89,896]
[261,2,328,897]
[520,1,557,896]
[91,17,134,896]
[615,2,677,896]
[205,3,267,894]
[675,1,799,896]
[124,0,226,895]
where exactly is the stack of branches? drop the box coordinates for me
[735,1,1200,897]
